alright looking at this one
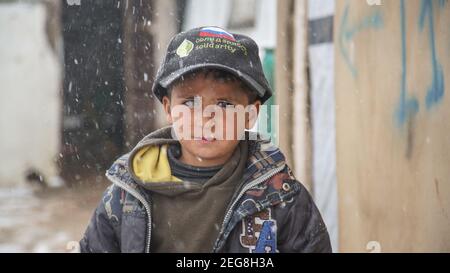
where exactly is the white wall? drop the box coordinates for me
[0,2,62,186]
[307,0,339,251]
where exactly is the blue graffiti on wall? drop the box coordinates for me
[339,2,383,78]
[419,0,445,110]
[338,1,447,128]
[395,0,446,128]
[395,0,420,127]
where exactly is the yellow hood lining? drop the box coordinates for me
[132,144,182,183]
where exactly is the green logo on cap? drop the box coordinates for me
[176,39,194,58]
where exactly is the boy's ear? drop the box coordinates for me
[162,96,173,124]
[245,100,261,130]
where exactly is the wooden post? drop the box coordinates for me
[292,0,313,192]
[275,0,294,170]
[122,0,155,149]
[148,0,179,129]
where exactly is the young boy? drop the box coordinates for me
[80,26,331,253]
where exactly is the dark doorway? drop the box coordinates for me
[61,1,125,180]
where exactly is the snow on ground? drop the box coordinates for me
[0,176,108,253]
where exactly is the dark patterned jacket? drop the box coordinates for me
[80,130,331,253]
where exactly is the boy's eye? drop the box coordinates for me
[183,100,195,108]
[182,96,202,108]
[217,101,234,108]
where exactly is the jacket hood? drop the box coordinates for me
[126,126,249,197]
[107,126,287,196]
[129,127,180,184]
[127,126,189,196]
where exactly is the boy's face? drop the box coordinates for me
[162,72,261,167]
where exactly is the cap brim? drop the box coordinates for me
[159,63,268,99]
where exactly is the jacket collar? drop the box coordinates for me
[106,129,287,191]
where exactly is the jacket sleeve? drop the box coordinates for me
[79,185,121,253]
[278,181,332,253]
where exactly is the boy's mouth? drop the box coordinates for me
[196,136,216,143]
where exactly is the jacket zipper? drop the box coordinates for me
[213,163,286,252]
[106,173,152,253]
